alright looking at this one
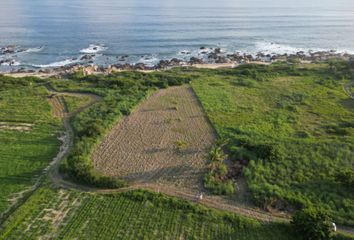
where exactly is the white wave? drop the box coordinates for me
[254,41,354,56]
[24,46,44,53]
[33,58,79,68]
[254,41,307,55]
[328,48,354,55]
[178,49,191,55]
[138,55,160,67]
[198,48,213,54]
[80,44,107,54]
[0,60,20,66]
[12,61,20,66]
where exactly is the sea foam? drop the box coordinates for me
[80,44,107,54]
[33,58,80,68]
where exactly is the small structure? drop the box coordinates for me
[197,192,203,202]
[332,222,337,232]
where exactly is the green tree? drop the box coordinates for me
[291,207,334,240]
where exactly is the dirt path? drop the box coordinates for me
[48,85,286,223]
[45,85,354,236]
[0,86,102,225]
[46,86,102,187]
[344,82,354,99]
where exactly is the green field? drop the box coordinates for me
[0,80,61,214]
[0,184,295,240]
[0,62,353,239]
[63,95,91,113]
[191,62,354,225]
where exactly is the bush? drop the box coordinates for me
[204,173,234,195]
[335,169,354,187]
[204,144,235,195]
[291,207,334,240]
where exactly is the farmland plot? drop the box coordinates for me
[0,186,295,240]
[93,85,216,191]
[0,86,61,214]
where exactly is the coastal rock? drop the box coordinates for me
[133,63,147,70]
[0,59,17,66]
[1,45,17,54]
[208,52,218,60]
[170,58,183,65]
[215,56,229,63]
[189,57,204,65]
[157,60,170,69]
[117,55,128,61]
[156,58,184,69]
[214,48,222,54]
[39,69,53,74]
[180,50,191,55]
[113,63,133,70]
[80,54,95,61]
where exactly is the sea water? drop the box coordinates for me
[0,0,354,70]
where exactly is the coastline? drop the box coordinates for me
[1,62,265,78]
[1,48,353,79]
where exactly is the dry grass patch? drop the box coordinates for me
[93,85,216,191]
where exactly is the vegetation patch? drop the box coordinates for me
[191,62,354,225]
[0,76,61,215]
[56,71,193,188]
[0,184,297,240]
[204,143,235,195]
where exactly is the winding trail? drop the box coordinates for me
[343,82,354,99]
[45,85,102,189]
[47,85,354,236]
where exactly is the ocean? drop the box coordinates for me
[1,0,354,70]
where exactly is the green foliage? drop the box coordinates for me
[175,139,188,152]
[204,173,235,195]
[0,78,61,214]
[335,169,354,187]
[204,145,235,195]
[55,71,191,188]
[291,207,334,240]
[191,62,354,225]
[63,95,91,113]
[0,185,296,240]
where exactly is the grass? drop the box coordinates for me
[54,71,191,188]
[63,95,91,113]
[191,62,354,225]
[0,184,297,240]
[0,62,354,239]
[0,82,61,215]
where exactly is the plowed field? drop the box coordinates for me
[93,85,216,191]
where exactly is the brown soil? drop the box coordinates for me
[93,85,216,191]
[45,85,354,236]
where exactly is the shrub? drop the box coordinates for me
[291,207,334,240]
[204,145,234,195]
[335,169,354,187]
[204,173,234,195]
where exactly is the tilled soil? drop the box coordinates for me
[93,85,216,191]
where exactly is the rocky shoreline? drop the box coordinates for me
[1,45,354,77]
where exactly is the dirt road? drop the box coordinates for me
[45,85,354,236]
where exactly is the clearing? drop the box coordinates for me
[93,85,216,191]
